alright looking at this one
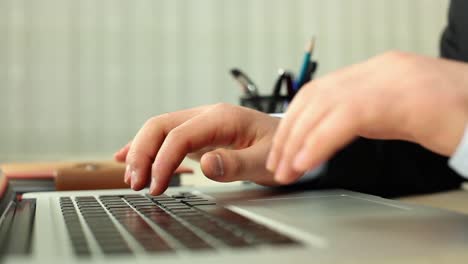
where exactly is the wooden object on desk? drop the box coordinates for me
[55,162,128,190]
[398,189,468,215]
[1,161,79,179]
[1,161,193,191]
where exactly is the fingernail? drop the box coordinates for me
[124,165,130,184]
[274,161,287,183]
[293,149,309,171]
[149,180,157,194]
[212,153,224,177]
[130,169,138,189]
[266,150,277,171]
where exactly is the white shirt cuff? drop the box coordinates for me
[449,124,468,179]
[269,113,285,118]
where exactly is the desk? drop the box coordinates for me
[398,188,468,215]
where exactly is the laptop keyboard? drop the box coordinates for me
[59,192,298,256]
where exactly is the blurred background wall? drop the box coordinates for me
[0,0,450,161]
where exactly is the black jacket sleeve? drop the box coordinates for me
[312,139,464,198]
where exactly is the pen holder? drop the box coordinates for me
[240,95,290,113]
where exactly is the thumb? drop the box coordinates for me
[200,142,276,185]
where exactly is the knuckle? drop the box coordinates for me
[216,102,245,114]
[165,128,191,152]
[165,128,183,143]
[144,115,166,129]
[379,50,416,68]
[212,102,246,123]
[143,113,174,136]
[212,102,233,111]
[381,50,409,61]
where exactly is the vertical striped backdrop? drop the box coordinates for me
[0,0,450,161]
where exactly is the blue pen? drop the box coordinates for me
[294,37,316,91]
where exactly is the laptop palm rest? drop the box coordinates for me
[230,195,409,231]
[229,194,468,255]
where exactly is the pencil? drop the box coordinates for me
[294,37,316,91]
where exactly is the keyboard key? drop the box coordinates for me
[105,202,173,253]
[60,198,91,257]
[184,201,217,206]
[75,197,132,255]
[60,193,299,257]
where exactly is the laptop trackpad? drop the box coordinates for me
[232,195,412,230]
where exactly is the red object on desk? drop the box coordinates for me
[5,170,56,180]
[0,161,192,191]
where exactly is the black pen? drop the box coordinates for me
[272,69,286,96]
[268,69,285,113]
[283,72,294,100]
[304,61,318,84]
[230,68,259,97]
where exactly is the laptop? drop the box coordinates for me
[2,170,468,263]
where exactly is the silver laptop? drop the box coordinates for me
[2,171,468,263]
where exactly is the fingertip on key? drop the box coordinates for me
[130,169,139,190]
[293,149,309,172]
[124,165,131,184]
[266,150,278,172]
[149,180,157,195]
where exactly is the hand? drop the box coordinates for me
[267,51,468,184]
[115,104,280,195]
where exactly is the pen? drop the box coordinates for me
[272,69,286,97]
[303,61,318,84]
[268,69,287,113]
[294,37,316,91]
[283,72,294,99]
[230,68,259,97]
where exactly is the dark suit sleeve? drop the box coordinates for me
[311,139,464,198]
[440,0,468,61]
